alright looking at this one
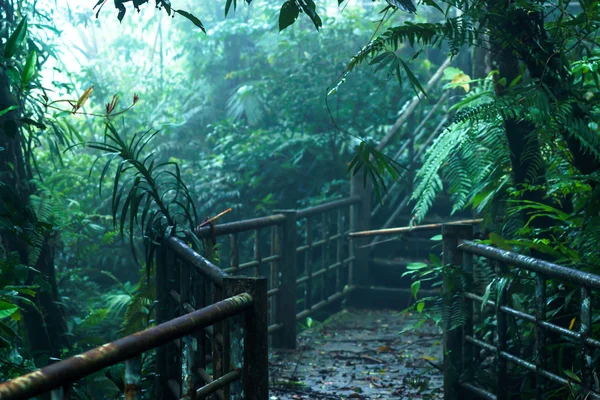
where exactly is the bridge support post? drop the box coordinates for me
[349,172,372,306]
[224,276,269,400]
[273,210,297,349]
[155,241,180,400]
[442,224,473,400]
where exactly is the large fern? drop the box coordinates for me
[411,72,511,222]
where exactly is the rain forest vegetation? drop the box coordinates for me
[0,0,599,397]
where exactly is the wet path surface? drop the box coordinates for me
[268,308,443,400]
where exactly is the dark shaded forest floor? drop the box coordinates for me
[268,308,443,400]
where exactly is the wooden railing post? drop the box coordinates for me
[442,223,473,400]
[124,356,142,400]
[350,172,372,287]
[273,210,297,349]
[180,252,196,400]
[223,276,268,400]
[155,242,176,400]
[154,239,182,400]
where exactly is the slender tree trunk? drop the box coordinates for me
[488,1,552,231]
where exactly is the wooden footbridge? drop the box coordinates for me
[1,62,599,398]
[1,172,599,399]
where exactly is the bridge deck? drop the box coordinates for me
[269,308,442,399]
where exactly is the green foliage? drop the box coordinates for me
[89,123,199,269]
[348,142,404,202]
[411,71,510,222]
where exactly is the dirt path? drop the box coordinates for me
[268,308,443,400]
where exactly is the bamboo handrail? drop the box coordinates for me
[349,218,483,238]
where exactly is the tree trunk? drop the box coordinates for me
[0,39,69,370]
[488,1,552,231]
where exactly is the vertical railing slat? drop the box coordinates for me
[348,202,356,287]
[462,251,474,385]
[125,356,142,400]
[336,209,342,294]
[304,217,314,310]
[274,210,297,349]
[535,273,546,400]
[230,233,239,273]
[270,225,280,334]
[180,255,196,400]
[254,229,262,277]
[441,223,472,400]
[580,285,592,395]
[350,173,371,287]
[194,272,207,392]
[156,242,179,400]
[305,217,313,311]
[155,243,168,399]
[222,315,231,399]
[321,212,328,302]
[213,284,224,399]
[495,261,508,400]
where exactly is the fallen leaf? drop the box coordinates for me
[377,345,393,353]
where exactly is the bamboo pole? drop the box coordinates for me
[349,218,482,238]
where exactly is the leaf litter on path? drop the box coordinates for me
[269,308,443,400]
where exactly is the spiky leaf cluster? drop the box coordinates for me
[89,123,199,270]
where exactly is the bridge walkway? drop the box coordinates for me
[269,308,442,400]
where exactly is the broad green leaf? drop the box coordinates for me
[407,262,428,270]
[416,301,425,313]
[411,281,421,299]
[563,369,581,383]
[175,10,206,33]
[298,0,322,30]
[306,317,313,328]
[0,106,18,117]
[21,50,37,87]
[4,285,37,297]
[3,18,27,59]
[279,1,300,31]
[0,301,19,319]
[481,280,494,312]
[489,233,511,251]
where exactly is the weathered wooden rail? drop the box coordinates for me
[6,192,594,399]
[442,224,600,400]
[0,275,267,400]
[185,188,369,350]
[0,175,372,400]
[153,193,366,399]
